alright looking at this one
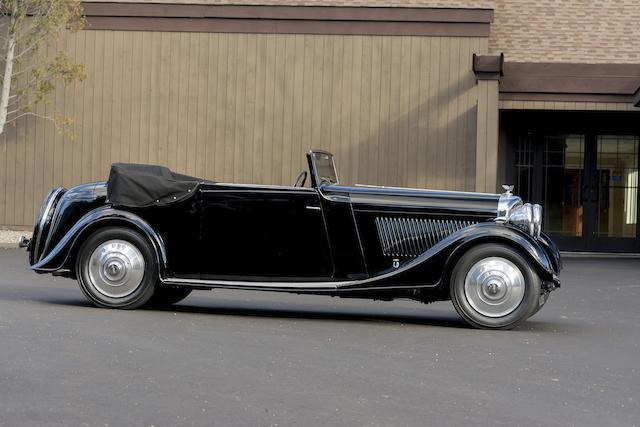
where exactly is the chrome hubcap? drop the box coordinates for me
[87,239,145,298]
[464,257,525,317]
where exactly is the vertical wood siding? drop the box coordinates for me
[0,31,487,227]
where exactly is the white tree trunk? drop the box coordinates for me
[0,24,17,136]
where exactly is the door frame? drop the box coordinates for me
[502,110,640,252]
[198,184,334,279]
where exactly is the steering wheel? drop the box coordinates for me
[293,170,307,187]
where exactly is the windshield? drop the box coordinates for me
[310,151,339,186]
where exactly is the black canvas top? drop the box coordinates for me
[107,163,203,208]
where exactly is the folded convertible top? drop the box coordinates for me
[107,163,203,208]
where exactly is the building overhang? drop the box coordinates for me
[499,62,640,105]
[81,2,493,37]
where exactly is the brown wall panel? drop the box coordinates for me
[0,31,487,227]
[498,100,639,111]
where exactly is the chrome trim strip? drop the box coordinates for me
[318,188,350,203]
[160,277,439,292]
[161,277,343,290]
[350,193,492,209]
[353,183,497,196]
[204,183,315,192]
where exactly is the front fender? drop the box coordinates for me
[31,206,168,276]
[443,223,558,279]
[339,222,559,291]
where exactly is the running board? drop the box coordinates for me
[160,277,344,292]
[160,277,438,293]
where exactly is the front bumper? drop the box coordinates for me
[18,236,30,249]
[543,274,561,292]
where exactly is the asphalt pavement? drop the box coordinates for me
[0,248,639,427]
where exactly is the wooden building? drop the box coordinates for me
[1,1,639,252]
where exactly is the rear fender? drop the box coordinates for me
[31,206,167,276]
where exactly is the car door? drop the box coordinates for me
[199,184,333,279]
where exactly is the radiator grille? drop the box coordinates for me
[374,217,476,258]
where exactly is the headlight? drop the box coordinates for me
[532,204,543,238]
[506,203,543,238]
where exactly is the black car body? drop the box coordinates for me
[24,150,561,329]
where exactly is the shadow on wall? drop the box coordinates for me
[0,33,484,227]
[340,78,478,192]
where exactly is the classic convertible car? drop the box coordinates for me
[22,150,561,329]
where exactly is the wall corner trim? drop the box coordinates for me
[475,79,500,193]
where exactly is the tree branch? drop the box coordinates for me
[13,31,47,60]
[7,110,53,122]
[11,62,34,78]
[0,0,85,137]
[7,90,27,107]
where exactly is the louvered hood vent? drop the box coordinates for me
[375,217,476,258]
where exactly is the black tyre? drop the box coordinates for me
[147,285,192,307]
[75,227,157,309]
[450,243,541,330]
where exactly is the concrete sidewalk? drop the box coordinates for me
[0,229,31,248]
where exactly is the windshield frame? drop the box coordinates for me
[307,150,339,188]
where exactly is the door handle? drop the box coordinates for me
[305,205,321,211]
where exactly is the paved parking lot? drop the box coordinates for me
[0,248,639,427]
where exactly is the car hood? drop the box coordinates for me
[321,184,501,217]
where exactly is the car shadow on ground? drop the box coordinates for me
[33,294,472,328]
[160,303,568,332]
[157,302,471,329]
[32,295,566,331]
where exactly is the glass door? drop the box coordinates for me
[514,133,588,250]
[542,134,585,239]
[589,135,639,250]
[510,121,640,252]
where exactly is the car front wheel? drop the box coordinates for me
[76,227,157,309]
[450,243,541,330]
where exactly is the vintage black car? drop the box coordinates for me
[22,150,561,329]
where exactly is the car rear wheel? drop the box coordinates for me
[449,243,541,330]
[76,227,157,309]
[147,285,192,307]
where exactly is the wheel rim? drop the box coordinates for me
[87,239,145,298]
[463,256,525,318]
